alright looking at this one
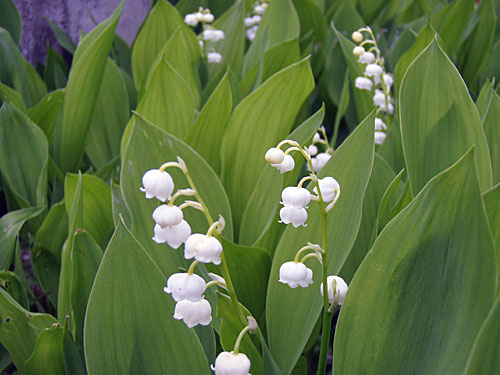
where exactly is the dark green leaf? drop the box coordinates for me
[25,324,65,375]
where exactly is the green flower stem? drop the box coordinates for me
[233,325,251,354]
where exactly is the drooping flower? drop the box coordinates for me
[383,73,393,89]
[311,152,331,172]
[140,169,174,202]
[152,220,191,249]
[313,177,340,203]
[279,206,308,227]
[353,46,365,56]
[184,13,198,27]
[246,25,258,41]
[202,13,214,23]
[173,298,212,328]
[281,186,311,208]
[279,261,313,288]
[359,51,375,64]
[365,64,383,77]
[373,89,388,107]
[184,234,223,265]
[202,29,225,42]
[312,132,321,143]
[320,275,348,306]
[265,147,285,164]
[164,273,206,302]
[355,77,373,91]
[271,154,295,174]
[207,52,222,64]
[212,351,251,375]
[308,144,318,156]
[152,205,183,228]
[374,118,387,131]
[375,131,386,145]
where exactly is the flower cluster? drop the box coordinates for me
[184,7,225,64]
[141,158,226,328]
[244,1,268,41]
[307,127,333,172]
[352,26,394,145]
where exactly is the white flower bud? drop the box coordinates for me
[313,177,340,203]
[184,234,223,265]
[202,13,214,23]
[365,64,383,77]
[207,52,222,64]
[244,17,255,27]
[279,261,313,288]
[265,147,285,164]
[374,118,387,131]
[152,205,183,228]
[358,51,375,64]
[251,15,261,24]
[199,40,204,49]
[140,169,174,202]
[352,31,363,42]
[212,351,251,375]
[308,144,318,156]
[373,89,387,107]
[173,298,212,328]
[320,275,348,306]
[279,206,308,227]
[254,4,265,15]
[246,26,257,41]
[355,77,373,91]
[164,273,206,302]
[375,131,386,145]
[383,73,393,89]
[281,186,311,208]
[311,153,331,172]
[152,220,191,249]
[353,46,365,56]
[213,30,225,41]
[271,154,295,173]
[194,12,204,22]
[184,13,198,27]
[202,29,215,41]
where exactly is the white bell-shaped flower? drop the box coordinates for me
[152,220,191,249]
[359,51,375,64]
[308,144,318,156]
[320,275,348,306]
[375,131,386,145]
[207,52,222,64]
[195,12,204,21]
[173,298,212,328]
[279,206,307,227]
[271,154,295,174]
[353,46,365,56]
[279,261,313,288]
[164,273,206,302]
[355,77,373,91]
[140,169,174,202]
[244,17,254,27]
[265,147,285,164]
[254,4,266,14]
[184,13,198,27]
[246,26,258,41]
[212,351,251,375]
[313,177,340,203]
[152,205,183,228]
[202,13,214,23]
[374,118,387,131]
[311,152,331,172]
[365,64,383,77]
[373,89,388,107]
[184,234,223,265]
[281,187,311,208]
[383,73,393,89]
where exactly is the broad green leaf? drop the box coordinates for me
[27,89,64,144]
[135,58,197,139]
[333,150,497,375]
[221,238,271,321]
[389,27,417,69]
[400,39,492,195]
[458,0,496,90]
[0,207,44,270]
[111,34,132,76]
[84,222,210,374]
[64,174,114,249]
[0,271,28,308]
[483,183,500,282]
[63,329,86,375]
[0,81,26,113]
[0,0,21,45]
[43,45,69,91]
[47,18,76,54]
[221,58,314,232]
[373,168,405,235]
[465,296,500,374]
[378,116,405,174]
[25,324,65,375]
[239,106,325,247]
[54,3,123,172]
[0,288,57,374]
[267,112,375,375]
[340,154,396,282]
[111,183,131,228]
[85,58,129,169]
[356,0,398,24]
[121,115,233,276]
[331,69,350,146]
[243,0,300,75]
[0,28,47,107]
[0,102,48,208]
[483,90,500,185]
[34,200,68,262]
[185,72,232,173]
[476,78,494,123]
[131,0,183,89]
[32,250,60,308]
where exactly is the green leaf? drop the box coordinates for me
[0,0,21,45]
[25,324,65,375]
[63,329,86,375]
[0,81,26,113]
[131,0,184,90]
[221,58,314,232]
[334,150,497,374]
[372,168,405,236]
[400,39,492,195]
[0,102,48,208]
[0,288,57,374]
[120,115,233,275]
[0,207,44,270]
[266,112,375,375]
[54,2,123,173]
[27,89,64,144]
[483,90,500,185]
[46,18,76,54]
[483,183,500,284]
[34,201,67,262]
[0,271,28,308]
[135,58,197,139]
[84,222,210,374]
[185,71,232,173]
[43,45,69,91]
[243,0,300,76]
[475,78,494,123]
[0,28,47,107]
[85,58,130,169]
[465,295,500,374]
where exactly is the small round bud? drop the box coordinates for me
[353,46,365,56]
[265,147,285,164]
[352,31,363,42]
